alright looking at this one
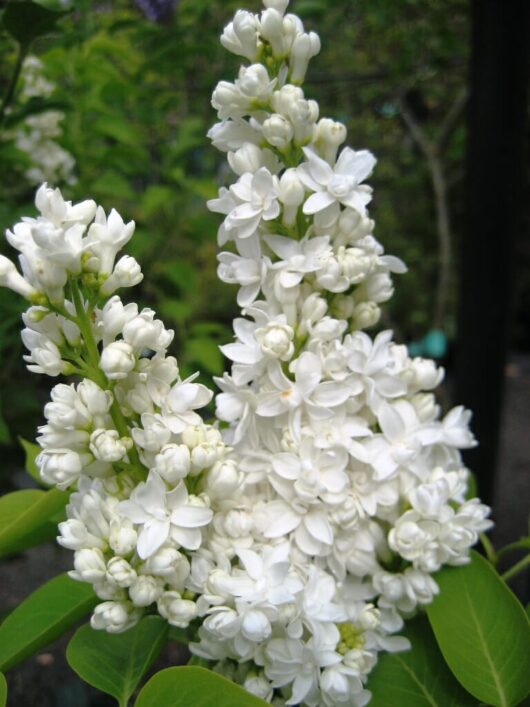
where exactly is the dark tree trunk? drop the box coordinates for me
[455,0,529,503]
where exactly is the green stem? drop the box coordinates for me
[70,281,101,371]
[479,533,497,565]
[0,42,27,129]
[496,538,530,561]
[501,553,530,583]
[70,279,145,479]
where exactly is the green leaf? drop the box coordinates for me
[0,673,6,707]
[185,337,223,375]
[0,574,97,672]
[1,1,66,46]
[368,614,476,706]
[93,115,144,147]
[19,436,43,485]
[66,617,168,707]
[465,471,477,500]
[0,487,67,557]
[135,667,269,707]
[427,550,530,706]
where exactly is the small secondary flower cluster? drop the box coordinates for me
[0,184,229,633]
[195,0,493,704]
[6,56,75,186]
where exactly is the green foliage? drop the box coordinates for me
[66,617,168,707]
[0,487,67,557]
[18,436,45,485]
[1,1,67,47]
[427,550,530,706]
[0,574,97,672]
[368,614,476,706]
[135,666,268,707]
[0,673,6,707]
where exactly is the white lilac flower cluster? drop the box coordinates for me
[8,56,75,186]
[189,0,492,704]
[0,184,228,634]
[0,2,492,704]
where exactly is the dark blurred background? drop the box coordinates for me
[0,0,528,702]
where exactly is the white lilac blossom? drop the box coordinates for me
[1,185,228,637]
[199,1,492,704]
[0,2,492,705]
[8,56,76,186]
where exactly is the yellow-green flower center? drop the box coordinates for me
[336,622,365,655]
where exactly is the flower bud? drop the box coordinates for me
[90,600,141,633]
[58,518,105,551]
[157,591,198,627]
[90,428,131,463]
[314,117,347,164]
[278,168,305,206]
[204,606,240,636]
[221,10,259,61]
[191,443,220,471]
[320,667,350,703]
[212,81,247,120]
[100,341,136,380]
[243,676,273,702]
[259,8,286,56]
[142,547,189,579]
[0,255,38,299]
[352,301,380,329]
[289,32,321,84]
[154,444,191,484]
[108,518,138,555]
[227,143,264,175]
[359,603,380,630]
[22,330,65,377]
[98,296,138,344]
[300,292,327,328]
[38,449,88,488]
[223,509,253,538]
[263,0,289,13]
[106,557,137,588]
[101,255,143,295]
[72,547,107,583]
[241,609,271,641]
[77,379,113,417]
[123,310,173,352]
[262,114,293,150]
[361,273,394,303]
[207,459,242,496]
[255,322,294,360]
[408,357,444,392]
[129,575,164,607]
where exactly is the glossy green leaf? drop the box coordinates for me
[427,550,530,706]
[135,666,268,707]
[0,574,97,672]
[0,487,67,557]
[1,1,66,46]
[19,436,43,485]
[0,673,6,707]
[368,614,476,706]
[66,617,168,707]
